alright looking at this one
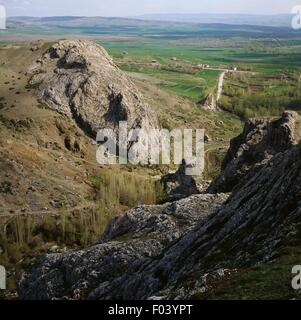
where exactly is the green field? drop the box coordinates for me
[97,36,301,104]
[220,71,301,118]
[3,17,301,102]
[103,39,301,72]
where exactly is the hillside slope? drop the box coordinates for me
[0,42,99,215]
[0,40,161,215]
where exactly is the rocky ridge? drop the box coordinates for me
[208,111,301,193]
[29,40,159,150]
[18,111,301,300]
[18,193,228,299]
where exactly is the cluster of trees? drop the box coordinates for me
[220,75,301,119]
[0,170,164,290]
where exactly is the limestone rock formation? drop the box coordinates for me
[208,111,301,193]
[29,40,159,150]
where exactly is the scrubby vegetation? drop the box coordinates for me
[90,170,165,207]
[220,72,301,119]
[203,147,226,181]
[0,170,164,292]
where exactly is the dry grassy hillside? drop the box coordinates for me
[0,42,101,214]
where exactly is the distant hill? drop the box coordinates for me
[8,14,293,28]
[132,13,293,27]
[7,16,183,27]
[4,16,299,40]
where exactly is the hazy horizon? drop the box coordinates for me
[0,0,298,17]
[6,13,294,18]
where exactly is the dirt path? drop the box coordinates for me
[0,202,97,218]
[206,67,259,103]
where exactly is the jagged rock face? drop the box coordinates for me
[208,111,301,193]
[161,160,199,202]
[18,194,228,300]
[29,40,159,146]
[18,112,301,300]
[143,145,301,299]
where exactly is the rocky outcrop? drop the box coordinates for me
[19,143,301,300]
[197,93,217,112]
[18,193,228,300]
[29,40,159,149]
[208,111,301,193]
[18,112,301,300]
[161,160,199,202]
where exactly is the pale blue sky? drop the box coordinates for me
[0,0,298,17]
